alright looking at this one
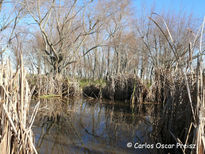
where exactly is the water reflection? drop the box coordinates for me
[32,98,155,154]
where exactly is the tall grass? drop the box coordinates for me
[150,15,205,153]
[27,75,80,98]
[0,57,39,154]
[193,16,205,154]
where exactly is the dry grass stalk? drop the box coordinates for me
[28,75,80,98]
[150,15,205,154]
[102,74,148,104]
[193,16,205,154]
[0,58,39,154]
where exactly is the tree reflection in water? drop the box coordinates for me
[32,98,155,154]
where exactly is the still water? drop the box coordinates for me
[32,98,154,154]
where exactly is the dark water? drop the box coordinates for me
[32,98,155,154]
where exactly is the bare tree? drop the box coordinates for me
[23,0,100,75]
[0,0,25,62]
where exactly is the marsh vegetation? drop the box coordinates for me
[0,0,204,154]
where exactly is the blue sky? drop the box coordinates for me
[132,0,205,19]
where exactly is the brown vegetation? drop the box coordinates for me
[83,85,100,98]
[102,74,148,103]
[0,59,39,154]
[0,0,204,153]
[148,16,205,153]
[28,75,80,98]
[151,68,198,153]
[82,74,148,104]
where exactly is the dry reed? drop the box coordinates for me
[149,15,205,154]
[102,74,148,103]
[0,58,39,154]
[28,75,80,98]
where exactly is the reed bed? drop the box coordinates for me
[151,66,205,154]
[102,74,148,103]
[82,74,148,107]
[150,16,205,154]
[83,85,100,98]
[27,75,80,98]
[0,59,39,154]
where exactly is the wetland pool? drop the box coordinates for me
[32,98,155,154]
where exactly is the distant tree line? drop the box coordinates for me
[0,0,204,81]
